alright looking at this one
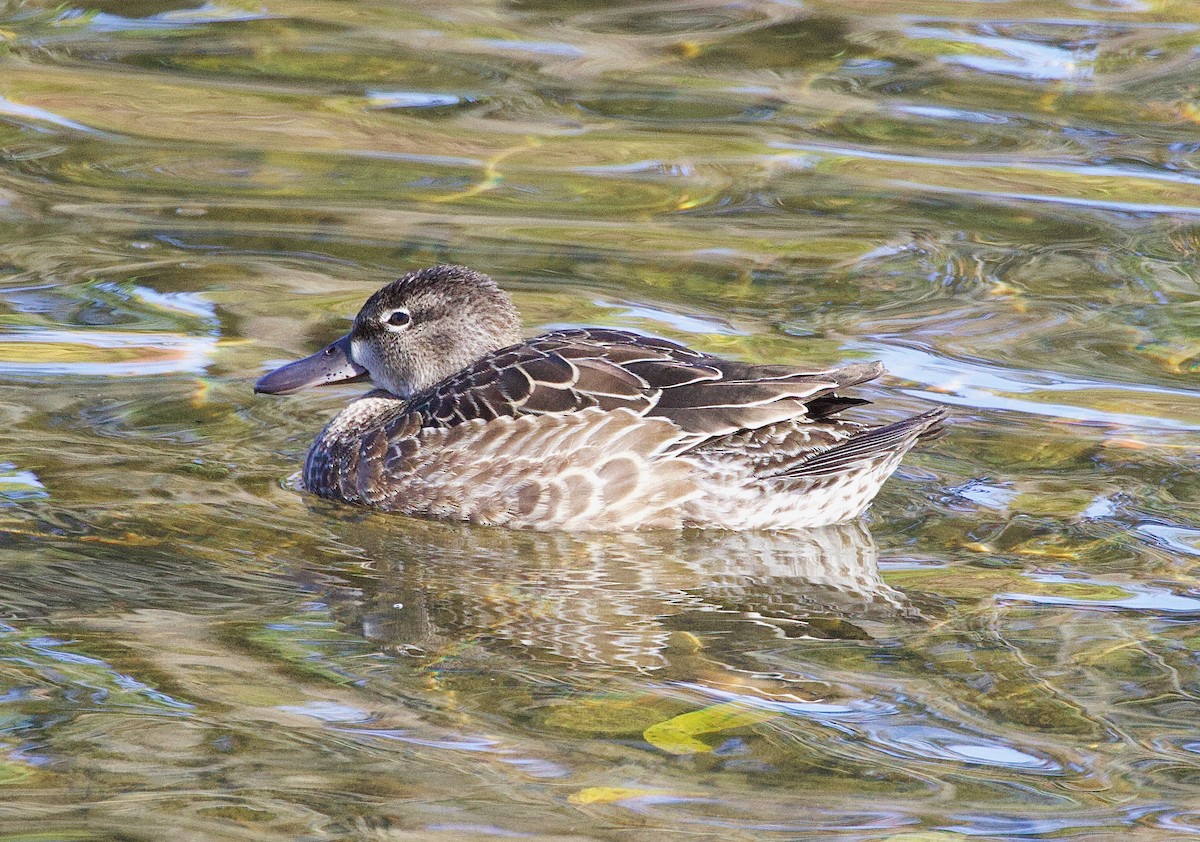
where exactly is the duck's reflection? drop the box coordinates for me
[317,517,916,671]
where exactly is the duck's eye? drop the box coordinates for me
[384,309,412,329]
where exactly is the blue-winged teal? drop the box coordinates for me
[255,265,944,530]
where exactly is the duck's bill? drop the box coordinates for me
[254,334,368,395]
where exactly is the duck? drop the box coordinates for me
[255,264,945,531]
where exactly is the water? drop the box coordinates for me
[1,0,1199,838]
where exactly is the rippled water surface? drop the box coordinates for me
[2,0,1200,838]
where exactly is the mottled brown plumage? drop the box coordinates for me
[255,265,945,530]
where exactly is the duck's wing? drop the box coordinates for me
[403,331,656,426]
[405,328,882,443]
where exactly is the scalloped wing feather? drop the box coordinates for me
[403,329,885,445]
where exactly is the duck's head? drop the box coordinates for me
[254,264,522,398]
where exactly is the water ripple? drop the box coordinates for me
[1002,574,1200,614]
[907,26,1096,81]
[853,340,1200,431]
[853,723,1060,772]
[0,96,109,136]
[77,4,276,33]
[0,328,217,377]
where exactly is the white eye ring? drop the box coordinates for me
[383,308,412,331]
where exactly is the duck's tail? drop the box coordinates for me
[767,407,946,480]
